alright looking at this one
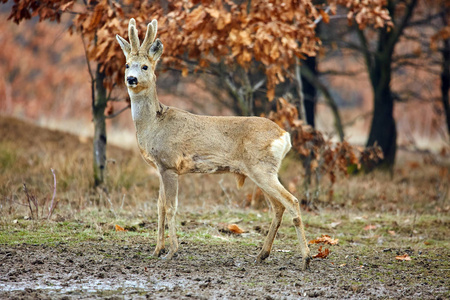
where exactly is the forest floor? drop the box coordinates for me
[0,116,449,299]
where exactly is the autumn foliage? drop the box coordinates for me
[268,98,384,198]
[4,0,392,99]
[2,0,392,185]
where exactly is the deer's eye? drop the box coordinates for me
[125,64,129,69]
[142,65,148,70]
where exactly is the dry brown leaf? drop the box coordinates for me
[395,254,412,261]
[313,246,330,259]
[364,224,377,231]
[309,234,339,245]
[228,224,244,234]
[60,1,75,12]
[115,224,126,232]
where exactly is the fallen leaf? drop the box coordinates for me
[228,224,244,234]
[115,224,127,232]
[313,246,330,259]
[364,224,377,231]
[330,221,341,228]
[388,230,396,236]
[396,254,412,261]
[309,234,339,245]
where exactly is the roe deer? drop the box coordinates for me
[116,18,312,270]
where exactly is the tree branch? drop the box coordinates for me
[355,26,374,81]
[81,33,96,113]
[299,65,345,141]
[387,0,418,54]
[313,6,331,25]
[320,69,366,77]
[105,104,130,119]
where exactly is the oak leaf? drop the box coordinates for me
[395,254,411,261]
[60,1,74,12]
[115,224,126,232]
[313,246,330,259]
[228,224,244,234]
[309,234,339,245]
[364,224,377,231]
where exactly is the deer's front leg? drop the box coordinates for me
[160,169,179,259]
[153,179,166,257]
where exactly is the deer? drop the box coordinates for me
[115,18,312,270]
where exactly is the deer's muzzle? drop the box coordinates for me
[127,76,138,86]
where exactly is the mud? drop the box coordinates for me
[0,241,448,299]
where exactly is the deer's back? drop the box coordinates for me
[137,107,288,175]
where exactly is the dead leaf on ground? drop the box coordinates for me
[395,254,412,261]
[313,246,330,259]
[309,234,339,245]
[228,224,244,234]
[115,224,127,232]
[219,223,245,234]
[364,224,377,231]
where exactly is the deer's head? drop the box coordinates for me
[116,18,164,93]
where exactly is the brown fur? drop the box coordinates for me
[116,19,311,270]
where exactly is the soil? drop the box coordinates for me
[0,240,448,299]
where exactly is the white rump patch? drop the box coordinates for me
[270,131,292,160]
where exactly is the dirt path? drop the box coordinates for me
[1,241,447,299]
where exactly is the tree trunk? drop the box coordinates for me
[294,60,308,122]
[301,56,317,128]
[300,64,345,141]
[93,64,107,187]
[364,0,417,171]
[366,40,397,171]
[366,82,397,170]
[440,9,450,138]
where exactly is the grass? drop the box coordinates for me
[0,116,449,269]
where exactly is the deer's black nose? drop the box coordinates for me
[127,76,138,85]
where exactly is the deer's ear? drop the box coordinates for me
[116,34,131,58]
[149,39,164,63]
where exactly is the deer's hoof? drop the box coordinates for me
[302,255,312,271]
[256,251,270,263]
[162,251,177,260]
[152,247,165,257]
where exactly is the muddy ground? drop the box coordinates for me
[1,117,448,299]
[1,238,448,299]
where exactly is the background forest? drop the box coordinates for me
[1,0,448,157]
[0,1,449,299]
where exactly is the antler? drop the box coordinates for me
[141,19,158,55]
[128,18,140,55]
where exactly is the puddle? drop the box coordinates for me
[0,274,150,293]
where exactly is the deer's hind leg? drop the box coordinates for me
[256,193,285,262]
[253,174,311,270]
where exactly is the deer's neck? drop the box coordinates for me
[128,82,163,132]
